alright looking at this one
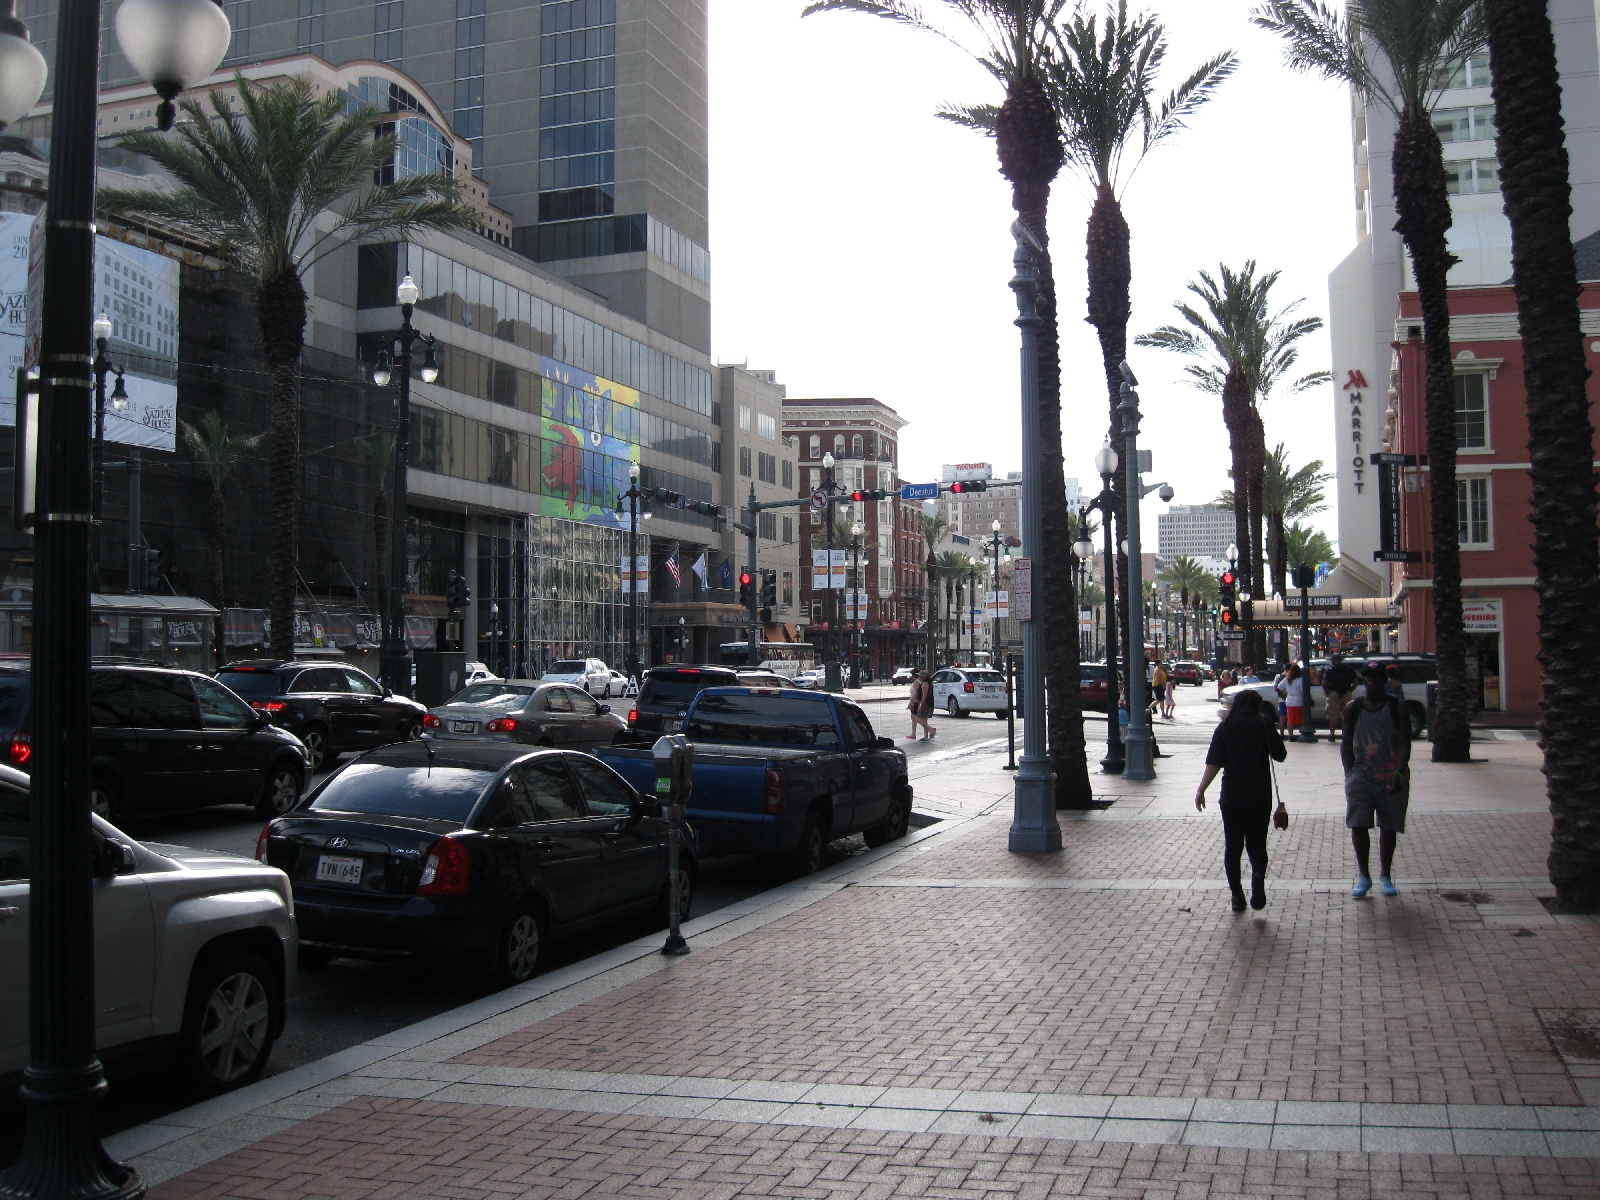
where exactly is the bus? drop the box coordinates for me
[717,641,817,676]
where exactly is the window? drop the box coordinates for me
[739,445,752,477]
[570,758,634,816]
[374,0,402,62]
[738,404,751,432]
[782,460,793,490]
[808,434,820,459]
[1458,476,1491,545]
[344,669,384,696]
[757,413,776,440]
[1454,374,1488,448]
[297,0,324,51]
[193,677,256,730]
[833,434,844,457]
[1445,158,1500,194]
[455,0,487,174]
[759,511,777,540]
[685,693,839,746]
[851,434,864,458]
[758,452,776,484]
[782,516,794,544]
[841,704,877,747]
[90,672,200,730]
[510,759,584,821]
[1433,106,1496,143]
[808,467,821,491]
[782,571,793,605]
[1443,54,1491,90]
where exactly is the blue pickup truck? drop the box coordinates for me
[595,687,912,875]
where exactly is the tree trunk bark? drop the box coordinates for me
[1246,409,1268,671]
[1391,115,1471,762]
[1086,182,1132,693]
[1221,367,1251,665]
[1271,508,1289,664]
[373,486,389,647]
[258,269,306,661]
[1484,0,1600,910]
[209,488,226,667]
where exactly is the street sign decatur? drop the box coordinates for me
[899,482,938,500]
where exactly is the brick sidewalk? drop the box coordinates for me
[118,737,1600,1199]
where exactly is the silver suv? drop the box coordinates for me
[0,765,297,1095]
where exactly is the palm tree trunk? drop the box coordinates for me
[1484,0,1600,910]
[373,486,389,647]
[1086,182,1132,683]
[1221,367,1251,665]
[1392,115,1470,762]
[209,488,227,667]
[1270,508,1288,664]
[259,269,306,660]
[1246,409,1268,670]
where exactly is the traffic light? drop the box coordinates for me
[445,570,472,612]
[738,569,754,607]
[848,489,889,502]
[760,569,777,608]
[949,480,988,493]
[142,547,161,590]
[1220,608,1236,628]
[1219,569,1237,627]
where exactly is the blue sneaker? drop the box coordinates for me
[1379,876,1398,897]
[1352,876,1372,899]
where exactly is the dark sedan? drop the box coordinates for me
[217,661,429,771]
[422,681,627,750]
[1080,663,1111,712]
[258,742,695,982]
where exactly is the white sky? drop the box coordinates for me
[706,0,1355,550]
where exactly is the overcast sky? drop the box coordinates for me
[706,0,1354,550]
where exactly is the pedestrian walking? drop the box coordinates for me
[1384,663,1405,705]
[1322,653,1356,741]
[1195,689,1287,911]
[1152,661,1170,720]
[1279,662,1308,741]
[906,671,935,741]
[1341,662,1412,898]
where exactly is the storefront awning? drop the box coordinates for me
[1246,596,1401,628]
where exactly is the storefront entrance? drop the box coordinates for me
[1462,600,1504,712]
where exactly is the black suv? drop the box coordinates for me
[627,665,739,737]
[0,664,309,820]
[216,661,429,771]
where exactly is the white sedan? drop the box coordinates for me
[540,658,613,696]
[891,666,916,686]
[791,669,825,690]
[930,667,1009,717]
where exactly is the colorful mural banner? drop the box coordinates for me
[536,356,640,527]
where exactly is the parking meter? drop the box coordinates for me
[652,735,693,956]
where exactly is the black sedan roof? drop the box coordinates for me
[367,740,559,771]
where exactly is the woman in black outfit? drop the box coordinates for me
[1195,690,1287,911]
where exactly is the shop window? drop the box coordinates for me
[1454,373,1488,448]
[1457,476,1491,546]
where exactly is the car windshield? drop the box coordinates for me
[308,763,495,822]
[1080,665,1107,680]
[548,661,588,674]
[447,684,535,708]
[0,674,27,736]
[641,674,734,704]
[215,669,284,697]
[685,693,839,746]
[963,670,1004,683]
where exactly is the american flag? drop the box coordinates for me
[664,554,681,586]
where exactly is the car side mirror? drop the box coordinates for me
[876,736,895,750]
[382,687,393,698]
[93,838,135,878]
[598,703,611,715]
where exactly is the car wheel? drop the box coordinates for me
[864,786,910,848]
[996,710,1010,719]
[786,810,827,877]
[90,777,118,821]
[300,725,329,772]
[177,949,279,1097]
[297,946,335,970]
[658,859,696,928]
[494,901,545,986]
[254,762,302,819]
[402,719,423,741]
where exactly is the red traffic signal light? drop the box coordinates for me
[949,480,988,494]
[850,490,864,503]
[1220,570,1235,587]
[1220,609,1236,626]
[738,571,753,587]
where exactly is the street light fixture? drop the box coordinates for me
[1080,441,1124,774]
[4,0,229,1190]
[848,520,865,687]
[373,273,436,697]
[819,451,842,691]
[1117,361,1155,781]
[615,459,646,682]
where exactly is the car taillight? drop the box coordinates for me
[423,713,443,729]
[627,705,638,728]
[255,822,271,864]
[8,732,29,767]
[250,700,288,713]
[417,835,471,895]
[764,767,785,815]
[485,717,518,733]
[964,681,975,693]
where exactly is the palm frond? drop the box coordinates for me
[936,101,1000,132]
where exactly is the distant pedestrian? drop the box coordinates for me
[1279,662,1308,741]
[1163,670,1176,719]
[1152,661,1171,719]
[1195,689,1286,912]
[907,672,935,741]
[1322,653,1357,741]
[1242,664,1261,684]
[1342,663,1412,898]
[1218,667,1234,699]
[1384,664,1405,705]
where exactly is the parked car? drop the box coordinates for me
[891,666,916,686]
[1168,661,1203,686]
[929,667,1009,718]
[736,670,791,689]
[214,661,428,774]
[1325,654,1435,737]
[464,662,501,686]
[540,658,613,696]
[0,764,295,1094]
[605,669,629,697]
[259,742,692,982]
[791,668,825,690]
[597,687,911,873]
[1079,663,1111,712]
[627,665,740,738]
[0,664,309,820]
[423,681,628,750]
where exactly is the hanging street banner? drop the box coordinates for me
[618,554,649,593]
[829,548,847,590]
[985,590,1009,619]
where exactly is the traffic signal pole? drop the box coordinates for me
[736,482,808,671]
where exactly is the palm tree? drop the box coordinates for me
[1158,553,1207,657]
[1283,521,1336,570]
[101,75,474,659]
[181,411,262,666]
[805,2,1097,807]
[1481,0,1600,910]
[936,550,973,662]
[918,512,949,667]
[1135,262,1325,668]
[362,430,396,646]
[1253,1,1485,762]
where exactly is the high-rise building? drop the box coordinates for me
[717,365,801,639]
[1156,503,1235,559]
[1326,17,1600,595]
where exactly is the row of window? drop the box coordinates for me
[410,404,634,500]
[1434,106,1495,144]
[296,0,323,51]
[541,26,613,67]
[541,0,613,35]
[803,432,896,462]
[648,215,711,284]
[539,184,614,222]
[526,212,644,262]
[222,0,250,64]
[454,0,486,174]
[1445,157,1500,195]
[542,88,614,129]
[540,57,614,99]
[361,243,716,417]
[374,0,402,63]
[538,152,613,192]
[541,121,614,159]
[382,116,452,183]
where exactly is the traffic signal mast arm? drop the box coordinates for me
[735,482,825,667]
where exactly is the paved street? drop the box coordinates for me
[60,688,1600,1199]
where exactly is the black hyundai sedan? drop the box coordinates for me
[258,742,695,983]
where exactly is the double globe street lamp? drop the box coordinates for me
[1078,442,1124,773]
[0,0,234,1197]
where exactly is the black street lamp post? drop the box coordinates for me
[984,521,1007,663]
[0,0,228,1191]
[90,312,128,592]
[1081,445,1124,774]
[848,521,865,688]
[820,452,842,691]
[372,274,439,698]
[615,461,650,683]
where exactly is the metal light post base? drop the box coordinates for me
[1008,757,1061,852]
[0,1064,144,1200]
[1100,748,1125,774]
[1122,725,1155,781]
[661,933,689,956]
